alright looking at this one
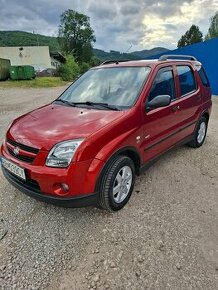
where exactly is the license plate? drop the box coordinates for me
[2,158,26,180]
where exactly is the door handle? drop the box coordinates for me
[172,105,180,112]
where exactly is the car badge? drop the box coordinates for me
[13,147,20,156]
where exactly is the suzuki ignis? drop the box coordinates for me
[1,55,212,211]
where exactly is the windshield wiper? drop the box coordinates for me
[55,99,76,107]
[70,101,120,111]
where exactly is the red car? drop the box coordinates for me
[1,55,212,211]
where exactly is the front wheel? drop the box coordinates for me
[98,155,135,211]
[188,116,208,148]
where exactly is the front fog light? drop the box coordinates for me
[46,139,84,168]
[61,183,69,193]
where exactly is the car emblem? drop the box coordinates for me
[13,147,20,156]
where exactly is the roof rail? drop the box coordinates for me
[159,55,197,61]
[101,59,130,65]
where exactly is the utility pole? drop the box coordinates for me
[125,44,133,54]
[33,30,39,46]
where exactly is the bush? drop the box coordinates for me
[89,56,101,67]
[0,77,67,88]
[79,62,90,74]
[58,55,80,81]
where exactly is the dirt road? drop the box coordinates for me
[0,87,218,289]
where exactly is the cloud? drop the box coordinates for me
[141,0,218,48]
[120,5,141,15]
[0,0,217,51]
[88,1,117,20]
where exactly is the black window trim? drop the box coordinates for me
[176,64,198,99]
[196,65,210,87]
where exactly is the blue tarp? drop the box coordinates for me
[146,38,218,95]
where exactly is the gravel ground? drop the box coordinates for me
[0,87,218,290]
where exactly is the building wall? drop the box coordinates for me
[0,46,51,69]
[146,38,218,95]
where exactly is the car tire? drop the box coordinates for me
[188,116,208,148]
[98,155,135,211]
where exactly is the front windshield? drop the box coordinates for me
[58,66,151,109]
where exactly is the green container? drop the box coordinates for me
[10,65,35,80]
[0,58,11,80]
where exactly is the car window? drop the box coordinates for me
[196,65,210,87]
[177,66,196,96]
[148,68,176,102]
[59,67,151,109]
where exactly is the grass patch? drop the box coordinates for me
[0,77,67,88]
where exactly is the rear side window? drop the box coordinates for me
[197,66,210,87]
[177,66,196,96]
[148,68,176,101]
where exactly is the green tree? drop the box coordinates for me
[58,55,80,81]
[89,56,101,67]
[79,62,90,74]
[177,25,203,48]
[205,12,218,40]
[58,10,96,62]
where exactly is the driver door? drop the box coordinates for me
[142,66,181,163]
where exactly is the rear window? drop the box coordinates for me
[197,66,210,87]
[177,66,197,96]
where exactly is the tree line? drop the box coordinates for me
[177,12,218,47]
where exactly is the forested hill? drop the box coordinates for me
[0,31,60,52]
[0,30,169,60]
[93,47,169,61]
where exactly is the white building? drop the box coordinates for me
[0,46,65,71]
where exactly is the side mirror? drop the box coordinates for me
[147,95,171,111]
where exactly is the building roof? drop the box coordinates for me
[50,52,66,63]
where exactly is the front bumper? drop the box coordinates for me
[1,143,105,198]
[2,166,98,207]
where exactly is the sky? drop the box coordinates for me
[0,0,218,52]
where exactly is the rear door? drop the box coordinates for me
[171,64,202,139]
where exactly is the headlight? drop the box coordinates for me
[46,139,84,168]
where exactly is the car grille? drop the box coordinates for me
[6,138,39,164]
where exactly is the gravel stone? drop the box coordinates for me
[0,265,6,271]
[110,262,116,268]
[0,89,218,290]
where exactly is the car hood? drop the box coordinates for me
[8,104,125,150]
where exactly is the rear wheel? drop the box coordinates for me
[98,155,135,211]
[188,116,208,148]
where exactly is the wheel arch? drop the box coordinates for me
[201,111,209,122]
[95,146,142,192]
